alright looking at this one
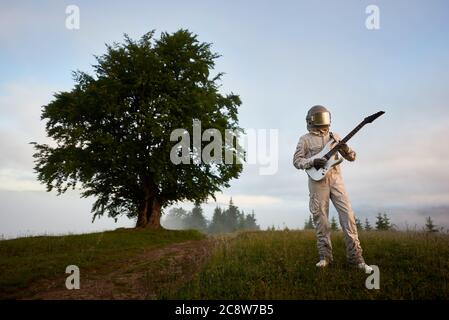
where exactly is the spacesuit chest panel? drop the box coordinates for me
[306,132,341,169]
[306,133,331,158]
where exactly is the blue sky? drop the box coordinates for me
[1,0,449,237]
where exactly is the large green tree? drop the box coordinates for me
[32,30,243,228]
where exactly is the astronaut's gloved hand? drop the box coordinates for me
[336,142,350,153]
[313,158,327,169]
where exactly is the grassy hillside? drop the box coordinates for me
[162,230,449,299]
[0,228,204,299]
[1,229,448,299]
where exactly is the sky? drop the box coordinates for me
[1,0,449,238]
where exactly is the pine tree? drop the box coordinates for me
[383,213,392,230]
[425,216,438,233]
[330,216,340,231]
[375,213,385,230]
[364,218,372,231]
[237,210,246,230]
[208,206,224,234]
[163,207,188,229]
[223,198,240,232]
[304,215,314,230]
[242,210,260,231]
[375,212,392,230]
[355,218,364,231]
[186,202,208,232]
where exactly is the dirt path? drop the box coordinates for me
[25,238,215,300]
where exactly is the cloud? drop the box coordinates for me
[209,193,282,206]
[0,79,56,191]
[1,0,449,237]
[0,168,44,192]
[343,121,449,207]
[0,190,134,239]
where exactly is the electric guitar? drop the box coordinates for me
[306,111,385,181]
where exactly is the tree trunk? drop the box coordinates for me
[136,200,149,228]
[135,180,163,229]
[146,197,162,229]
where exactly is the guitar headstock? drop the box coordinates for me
[364,111,385,124]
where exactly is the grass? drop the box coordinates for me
[0,228,204,299]
[162,230,449,299]
[2,228,448,300]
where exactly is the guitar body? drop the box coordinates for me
[306,140,344,181]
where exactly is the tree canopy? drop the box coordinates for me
[32,30,243,228]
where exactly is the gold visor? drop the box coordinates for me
[310,112,331,126]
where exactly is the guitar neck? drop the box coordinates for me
[324,121,366,159]
[340,122,366,144]
[323,111,385,160]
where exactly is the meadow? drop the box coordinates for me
[0,228,204,299]
[1,229,448,299]
[162,230,449,299]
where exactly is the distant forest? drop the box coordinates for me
[162,199,260,234]
[303,212,444,233]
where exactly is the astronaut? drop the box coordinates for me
[293,105,373,272]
